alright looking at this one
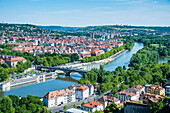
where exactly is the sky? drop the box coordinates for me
[0,0,170,27]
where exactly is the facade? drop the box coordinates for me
[126,85,145,101]
[124,101,150,113]
[80,52,91,58]
[0,55,26,67]
[68,83,82,92]
[64,108,88,113]
[139,93,162,104]
[91,50,105,56]
[146,85,165,96]
[117,90,137,102]
[43,89,75,107]
[98,95,120,109]
[0,58,5,64]
[76,85,89,100]
[83,101,103,113]
[165,86,170,97]
[85,83,94,96]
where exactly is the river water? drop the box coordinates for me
[0,42,169,98]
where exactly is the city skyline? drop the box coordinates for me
[1,0,170,27]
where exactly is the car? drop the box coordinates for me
[58,104,61,106]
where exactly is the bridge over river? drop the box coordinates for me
[36,65,90,77]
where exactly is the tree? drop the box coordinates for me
[81,102,85,106]
[0,96,14,113]
[70,53,79,62]
[73,103,77,108]
[28,103,37,112]
[63,105,67,110]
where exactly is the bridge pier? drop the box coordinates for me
[65,71,71,76]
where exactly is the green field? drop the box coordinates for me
[150,44,166,48]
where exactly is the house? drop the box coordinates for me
[85,83,94,96]
[5,56,26,67]
[82,101,103,113]
[80,52,91,58]
[43,89,75,107]
[146,85,165,96]
[139,93,163,104]
[117,90,137,102]
[91,49,104,56]
[76,85,89,100]
[126,85,145,101]
[64,108,88,113]
[0,59,5,64]
[98,95,120,109]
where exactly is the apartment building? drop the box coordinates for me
[43,89,75,107]
[76,85,89,100]
[85,83,94,96]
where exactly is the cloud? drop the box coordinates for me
[152,1,158,4]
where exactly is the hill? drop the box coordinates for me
[39,26,82,32]
[78,25,170,32]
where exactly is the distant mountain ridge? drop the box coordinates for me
[78,25,170,32]
[39,26,82,32]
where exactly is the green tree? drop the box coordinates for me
[0,96,14,113]
[81,102,85,106]
[73,103,77,108]
[63,105,67,110]
[70,53,79,62]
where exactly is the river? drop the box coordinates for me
[0,42,169,98]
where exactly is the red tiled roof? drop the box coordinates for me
[83,101,103,108]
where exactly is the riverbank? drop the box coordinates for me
[0,42,144,98]
[0,72,57,92]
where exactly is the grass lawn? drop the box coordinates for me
[150,44,166,48]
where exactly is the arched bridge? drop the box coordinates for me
[36,66,89,78]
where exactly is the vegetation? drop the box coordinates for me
[80,47,169,93]
[0,95,51,113]
[150,98,170,113]
[63,105,67,110]
[73,103,77,108]
[0,61,32,82]
[78,25,170,32]
[135,35,170,57]
[81,44,125,63]
[0,44,17,50]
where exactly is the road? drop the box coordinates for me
[49,94,99,113]
[49,90,113,113]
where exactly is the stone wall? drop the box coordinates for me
[124,102,150,113]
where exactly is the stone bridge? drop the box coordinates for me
[36,66,88,78]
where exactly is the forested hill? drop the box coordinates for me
[39,26,82,32]
[78,25,170,32]
[0,23,55,37]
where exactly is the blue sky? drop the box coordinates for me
[0,0,170,27]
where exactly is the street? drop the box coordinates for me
[49,94,99,113]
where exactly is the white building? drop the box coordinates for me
[43,89,75,107]
[83,101,103,113]
[85,83,94,96]
[76,85,89,100]
[64,108,88,113]
[98,95,120,109]
[117,90,137,102]
[68,83,82,92]
[126,85,145,101]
